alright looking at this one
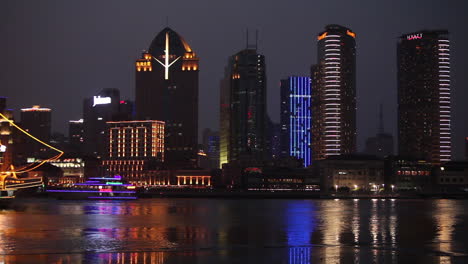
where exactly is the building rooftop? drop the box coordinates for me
[148,27,194,58]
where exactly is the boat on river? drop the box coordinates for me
[46,175,137,200]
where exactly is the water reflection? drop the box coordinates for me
[0,199,466,263]
[286,201,316,264]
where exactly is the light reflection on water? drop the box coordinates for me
[0,199,467,263]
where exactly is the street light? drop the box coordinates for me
[391,185,395,192]
[335,185,338,192]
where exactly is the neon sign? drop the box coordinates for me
[93,96,111,107]
[407,33,423,40]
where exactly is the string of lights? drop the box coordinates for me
[0,112,64,174]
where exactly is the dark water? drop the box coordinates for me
[0,198,467,263]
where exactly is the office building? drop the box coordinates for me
[398,30,451,164]
[219,47,267,165]
[201,128,220,169]
[311,24,357,161]
[20,105,52,158]
[316,155,384,193]
[102,120,165,185]
[135,27,199,168]
[219,61,232,168]
[68,119,84,155]
[280,76,312,167]
[83,88,125,158]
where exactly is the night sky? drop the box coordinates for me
[1,0,467,158]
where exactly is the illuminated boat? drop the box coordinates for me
[46,175,137,200]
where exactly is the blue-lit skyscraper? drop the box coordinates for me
[280,76,312,167]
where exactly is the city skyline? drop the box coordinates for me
[1,1,467,159]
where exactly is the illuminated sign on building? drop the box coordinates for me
[407,33,423,40]
[93,96,112,107]
[0,145,6,152]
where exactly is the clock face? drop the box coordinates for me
[152,32,181,80]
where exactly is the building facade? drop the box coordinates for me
[68,119,84,155]
[83,88,121,158]
[384,156,434,192]
[0,98,14,171]
[219,48,267,165]
[317,155,384,193]
[436,162,468,193]
[102,120,165,185]
[20,105,52,159]
[135,27,199,168]
[280,76,312,167]
[312,25,357,161]
[397,30,451,164]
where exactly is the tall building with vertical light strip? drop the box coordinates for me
[397,30,451,164]
[135,27,199,168]
[280,76,312,167]
[102,120,165,185]
[312,25,357,161]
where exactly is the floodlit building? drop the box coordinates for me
[102,120,165,185]
[135,27,199,168]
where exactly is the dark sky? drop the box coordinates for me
[1,0,467,159]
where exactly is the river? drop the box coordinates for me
[0,198,467,263]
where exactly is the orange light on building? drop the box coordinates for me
[346,30,356,38]
[318,32,328,41]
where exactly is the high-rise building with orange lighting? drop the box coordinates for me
[135,27,199,168]
[102,120,165,185]
[312,25,357,161]
[397,30,451,164]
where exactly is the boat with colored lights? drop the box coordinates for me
[46,175,137,200]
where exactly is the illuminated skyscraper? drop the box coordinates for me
[135,27,199,168]
[280,76,312,167]
[312,25,357,161]
[220,48,267,165]
[397,30,451,164]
